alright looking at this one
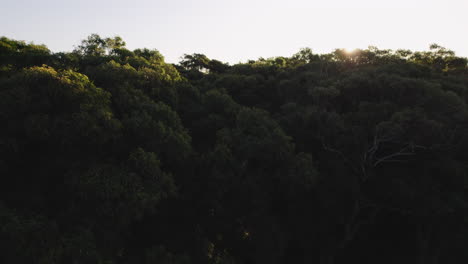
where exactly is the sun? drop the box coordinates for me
[343,48,357,54]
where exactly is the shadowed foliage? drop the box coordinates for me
[1,35,468,264]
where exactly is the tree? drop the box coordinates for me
[2,36,468,264]
[74,34,126,57]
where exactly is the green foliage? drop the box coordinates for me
[74,34,126,57]
[0,65,121,151]
[0,37,51,73]
[1,35,468,264]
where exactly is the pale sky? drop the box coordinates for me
[1,0,467,64]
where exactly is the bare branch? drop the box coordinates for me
[373,144,416,167]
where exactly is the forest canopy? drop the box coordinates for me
[1,35,468,264]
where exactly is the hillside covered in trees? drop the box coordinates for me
[1,35,468,264]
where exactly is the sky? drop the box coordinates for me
[2,0,467,64]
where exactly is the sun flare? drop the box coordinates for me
[343,48,357,54]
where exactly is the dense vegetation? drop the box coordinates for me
[1,34,467,264]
